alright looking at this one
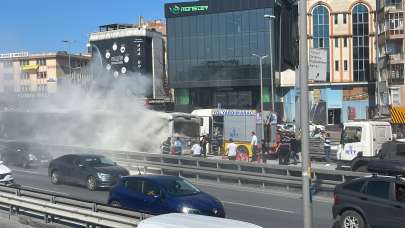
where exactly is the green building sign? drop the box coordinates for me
[169,5,209,15]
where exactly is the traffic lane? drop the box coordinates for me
[11,167,335,228]
[12,168,109,203]
[198,185,334,228]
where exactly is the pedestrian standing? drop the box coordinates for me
[174,137,182,155]
[251,131,258,162]
[324,132,331,166]
[261,139,268,164]
[191,142,201,157]
[226,138,237,161]
[201,135,208,158]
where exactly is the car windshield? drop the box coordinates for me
[341,127,362,144]
[161,178,201,197]
[81,156,115,167]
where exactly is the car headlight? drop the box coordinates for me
[181,207,201,214]
[97,173,110,179]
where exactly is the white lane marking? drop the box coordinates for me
[12,169,43,175]
[22,186,70,196]
[222,201,295,214]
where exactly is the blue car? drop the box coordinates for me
[108,175,225,218]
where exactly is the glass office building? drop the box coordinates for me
[165,0,297,112]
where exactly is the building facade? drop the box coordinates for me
[376,0,405,114]
[281,0,377,125]
[0,51,90,98]
[165,0,298,113]
[89,24,166,99]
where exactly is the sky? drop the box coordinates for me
[0,0,181,54]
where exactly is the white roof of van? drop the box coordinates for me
[137,213,263,228]
[344,121,391,127]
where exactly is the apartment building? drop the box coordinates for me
[0,51,90,97]
[376,0,405,114]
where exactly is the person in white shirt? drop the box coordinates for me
[226,138,237,160]
[191,142,202,157]
[251,131,258,161]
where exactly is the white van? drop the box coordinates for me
[138,213,263,228]
[337,121,392,162]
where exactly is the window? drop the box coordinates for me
[20,85,30,93]
[2,61,13,68]
[344,38,348,47]
[334,14,338,24]
[342,126,362,144]
[344,60,348,71]
[366,181,391,199]
[36,59,46,66]
[61,155,75,164]
[395,183,405,202]
[20,72,30,80]
[335,38,339,48]
[335,60,339,71]
[343,180,365,192]
[343,14,347,24]
[125,180,142,192]
[20,60,29,66]
[313,5,330,81]
[143,181,161,197]
[37,72,47,79]
[37,84,47,93]
[391,88,401,106]
[352,4,370,82]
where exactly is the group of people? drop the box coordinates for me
[225,131,270,163]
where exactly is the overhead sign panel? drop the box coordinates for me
[308,48,327,82]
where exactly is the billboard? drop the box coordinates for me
[91,36,152,78]
[308,48,327,82]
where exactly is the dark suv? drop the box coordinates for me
[333,175,405,228]
[351,141,405,174]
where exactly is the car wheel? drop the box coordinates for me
[110,200,121,208]
[50,170,60,185]
[87,176,97,191]
[340,210,366,228]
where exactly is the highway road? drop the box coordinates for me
[10,166,336,228]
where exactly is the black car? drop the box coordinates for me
[0,142,52,168]
[351,141,405,174]
[48,154,129,191]
[333,175,405,228]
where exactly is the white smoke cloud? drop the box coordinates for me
[0,56,170,154]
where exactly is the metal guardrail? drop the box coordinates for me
[0,139,367,193]
[0,184,148,228]
[4,140,367,193]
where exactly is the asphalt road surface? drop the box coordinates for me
[10,166,335,228]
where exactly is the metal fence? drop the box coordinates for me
[8,140,367,194]
[0,184,147,228]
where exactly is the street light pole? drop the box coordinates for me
[298,0,313,227]
[264,14,276,112]
[253,54,268,141]
[62,40,75,77]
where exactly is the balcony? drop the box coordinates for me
[384,4,403,12]
[389,53,405,64]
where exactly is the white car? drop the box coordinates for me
[138,213,263,228]
[0,161,14,186]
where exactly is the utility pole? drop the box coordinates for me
[253,54,268,141]
[298,0,313,227]
[264,14,276,112]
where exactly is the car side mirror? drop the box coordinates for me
[357,152,363,157]
[114,162,117,166]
